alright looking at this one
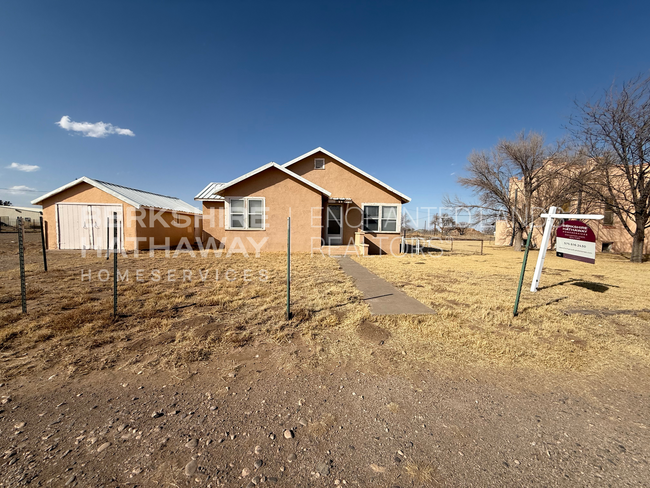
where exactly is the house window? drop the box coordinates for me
[248,199,264,229]
[381,206,397,232]
[363,204,399,232]
[363,206,379,231]
[227,197,265,230]
[603,203,614,225]
[230,199,246,228]
[314,158,325,170]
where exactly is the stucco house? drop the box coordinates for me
[195,147,411,255]
[32,177,201,251]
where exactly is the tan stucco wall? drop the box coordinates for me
[38,182,199,251]
[201,201,225,248]
[201,167,323,252]
[593,218,650,254]
[287,151,404,254]
[129,207,200,250]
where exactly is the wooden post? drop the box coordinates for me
[480,239,484,255]
[39,216,47,272]
[513,223,534,316]
[113,212,118,317]
[17,217,27,313]
[286,217,291,320]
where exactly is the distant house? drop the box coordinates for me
[0,206,43,230]
[31,177,201,251]
[195,147,411,254]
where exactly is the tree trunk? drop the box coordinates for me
[630,222,646,263]
[514,227,523,252]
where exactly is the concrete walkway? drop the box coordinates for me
[337,257,436,315]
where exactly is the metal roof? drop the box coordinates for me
[194,182,226,201]
[31,176,201,214]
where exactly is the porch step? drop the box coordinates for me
[319,245,362,256]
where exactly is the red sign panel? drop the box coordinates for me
[556,220,596,264]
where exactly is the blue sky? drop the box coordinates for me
[1,0,649,226]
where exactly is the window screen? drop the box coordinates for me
[230,199,245,228]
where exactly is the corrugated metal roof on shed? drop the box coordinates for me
[31,176,201,214]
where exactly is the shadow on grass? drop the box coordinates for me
[520,296,568,313]
[538,278,619,293]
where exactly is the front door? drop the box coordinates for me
[326,205,343,245]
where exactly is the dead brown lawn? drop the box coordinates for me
[0,248,369,379]
[353,245,650,371]
[0,236,648,380]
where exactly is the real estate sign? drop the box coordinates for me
[556,220,596,264]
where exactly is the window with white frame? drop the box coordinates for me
[363,204,398,232]
[314,158,325,170]
[227,197,265,229]
[381,205,398,231]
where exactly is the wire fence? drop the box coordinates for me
[402,236,488,255]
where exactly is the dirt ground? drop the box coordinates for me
[1,234,649,486]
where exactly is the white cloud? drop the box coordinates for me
[6,162,40,172]
[7,185,37,194]
[56,115,135,138]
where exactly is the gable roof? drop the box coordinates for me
[31,176,201,214]
[283,147,411,203]
[195,182,226,201]
[200,162,331,199]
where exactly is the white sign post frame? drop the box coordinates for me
[530,206,604,293]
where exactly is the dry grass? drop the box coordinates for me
[405,462,436,483]
[353,245,650,371]
[0,248,368,378]
[1,237,648,379]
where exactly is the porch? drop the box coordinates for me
[319,244,366,256]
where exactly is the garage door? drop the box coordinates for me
[56,204,124,250]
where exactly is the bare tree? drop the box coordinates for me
[429,214,442,234]
[445,131,578,250]
[401,210,414,233]
[570,74,650,263]
[440,213,455,236]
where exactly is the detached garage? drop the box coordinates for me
[32,177,201,251]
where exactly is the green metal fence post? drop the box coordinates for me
[513,223,535,317]
[286,217,291,320]
[39,216,48,272]
[113,212,118,317]
[17,217,27,313]
[106,216,110,260]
